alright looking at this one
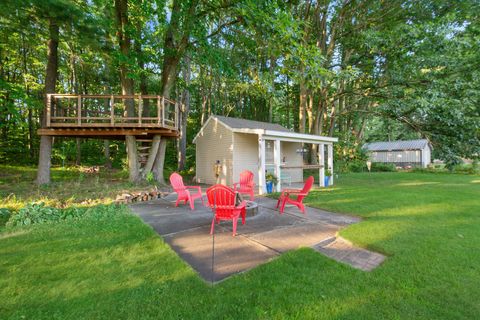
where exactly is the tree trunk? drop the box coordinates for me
[75,137,81,165]
[299,79,307,133]
[178,55,191,171]
[153,0,197,183]
[28,107,34,159]
[115,0,139,182]
[153,137,168,184]
[37,18,58,185]
[126,135,140,182]
[104,140,112,169]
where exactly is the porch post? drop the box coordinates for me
[258,136,266,195]
[319,143,325,187]
[327,143,334,186]
[274,139,281,192]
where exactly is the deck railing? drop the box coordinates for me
[46,94,179,130]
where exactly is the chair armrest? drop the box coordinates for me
[235,201,247,209]
[282,189,302,193]
[185,186,202,193]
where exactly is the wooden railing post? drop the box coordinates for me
[157,96,161,124]
[161,97,165,127]
[46,94,51,127]
[77,95,82,125]
[175,102,179,130]
[138,95,143,125]
[110,95,114,126]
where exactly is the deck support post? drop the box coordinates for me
[274,139,281,192]
[258,136,266,195]
[319,143,325,187]
[327,144,334,186]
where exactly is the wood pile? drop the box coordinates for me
[115,188,169,204]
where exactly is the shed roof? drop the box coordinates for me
[364,139,431,151]
[213,115,291,132]
[193,115,338,144]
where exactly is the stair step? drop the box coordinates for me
[137,146,150,150]
[136,139,152,142]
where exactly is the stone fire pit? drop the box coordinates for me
[245,201,258,217]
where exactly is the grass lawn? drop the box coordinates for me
[1,170,479,319]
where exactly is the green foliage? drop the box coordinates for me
[6,202,125,228]
[444,154,464,171]
[265,172,278,184]
[345,160,367,173]
[370,163,397,172]
[145,171,155,183]
[0,208,11,226]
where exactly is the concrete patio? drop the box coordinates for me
[130,194,385,282]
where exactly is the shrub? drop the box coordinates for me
[6,203,125,228]
[371,163,397,172]
[453,164,478,175]
[0,208,12,226]
[347,160,367,173]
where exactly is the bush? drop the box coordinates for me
[347,160,367,173]
[0,208,12,226]
[453,164,479,175]
[6,203,125,228]
[371,163,397,172]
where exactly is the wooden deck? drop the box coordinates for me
[38,94,179,139]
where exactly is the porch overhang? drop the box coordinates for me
[252,129,337,195]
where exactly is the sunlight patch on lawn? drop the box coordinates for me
[471,180,480,184]
[0,229,30,240]
[395,181,441,187]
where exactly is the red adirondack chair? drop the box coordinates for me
[276,176,314,214]
[233,170,255,200]
[206,184,246,236]
[169,172,204,210]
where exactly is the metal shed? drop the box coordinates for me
[193,115,338,194]
[364,139,432,168]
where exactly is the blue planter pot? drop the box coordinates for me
[266,181,273,193]
[324,176,330,187]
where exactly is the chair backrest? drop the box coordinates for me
[239,170,254,188]
[297,176,314,202]
[206,184,237,219]
[170,172,188,197]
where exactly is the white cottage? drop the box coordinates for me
[193,115,338,194]
[364,139,432,168]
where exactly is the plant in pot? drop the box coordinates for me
[265,172,278,193]
[324,169,332,187]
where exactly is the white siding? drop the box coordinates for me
[422,145,431,167]
[280,142,303,182]
[371,150,421,163]
[232,133,260,185]
[195,119,233,185]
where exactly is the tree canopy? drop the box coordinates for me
[0,0,478,173]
